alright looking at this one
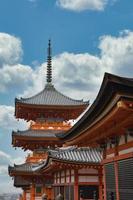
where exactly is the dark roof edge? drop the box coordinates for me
[60,72,133,140]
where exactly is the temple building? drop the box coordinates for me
[9,40,133,200]
[62,73,133,200]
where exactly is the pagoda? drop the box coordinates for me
[9,40,89,200]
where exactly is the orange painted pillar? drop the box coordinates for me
[98,169,103,200]
[43,185,46,194]
[30,183,35,200]
[23,190,26,200]
[114,162,120,200]
[74,170,78,200]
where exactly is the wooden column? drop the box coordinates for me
[103,166,107,200]
[30,183,35,200]
[74,169,78,200]
[98,169,103,200]
[114,162,120,200]
[43,184,46,194]
[23,189,26,200]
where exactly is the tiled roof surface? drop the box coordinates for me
[12,129,65,138]
[9,161,45,173]
[9,147,102,174]
[49,147,102,164]
[16,84,89,106]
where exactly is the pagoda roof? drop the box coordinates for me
[12,129,64,138]
[59,73,133,144]
[9,147,102,176]
[12,129,64,151]
[16,84,88,107]
[9,161,45,175]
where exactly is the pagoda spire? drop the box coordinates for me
[46,39,52,84]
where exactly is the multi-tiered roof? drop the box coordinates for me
[12,40,89,150]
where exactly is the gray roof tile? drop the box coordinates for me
[9,147,102,175]
[13,129,65,138]
[16,84,89,106]
[49,147,102,164]
[9,161,46,173]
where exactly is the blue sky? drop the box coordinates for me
[0,0,133,194]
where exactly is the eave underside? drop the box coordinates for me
[66,98,133,146]
[12,136,63,151]
[15,103,88,121]
[61,73,133,141]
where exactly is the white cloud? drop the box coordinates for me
[0,105,27,130]
[0,33,22,66]
[21,30,133,103]
[0,33,34,93]
[0,31,132,103]
[0,64,33,92]
[56,0,110,11]
[0,150,24,194]
[0,150,24,174]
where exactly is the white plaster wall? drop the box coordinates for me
[119,135,125,145]
[78,176,98,183]
[71,169,74,175]
[106,153,115,158]
[61,171,65,176]
[78,168,98,174]
[128,135,133,142]
[66,169,70,175]
[119,147,133,155]
[107,142,110,150]
[26,192,30,200]
[61,177,65,184]
[66,176,69,183]
[71,175,75,183]
[35,197,42,200]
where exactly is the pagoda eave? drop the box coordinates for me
[15,102,88,121]
[12,137,63,151]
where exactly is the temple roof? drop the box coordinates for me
[9,147,102,176]
[9,161,45,174]
[12,129,64,151]
[12,129,64,138]
[16,84,89,107]
[48,147,102,164]
[59,73,133,142]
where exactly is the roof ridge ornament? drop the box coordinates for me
[46,39,52,84]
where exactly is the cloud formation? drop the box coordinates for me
[0,31,133,102]
[20,30,133,102]
[0,33,22,66]
[56,0,109,11]
[0,149,25,194]
[0,150,24,175]
[0,105,27,130]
